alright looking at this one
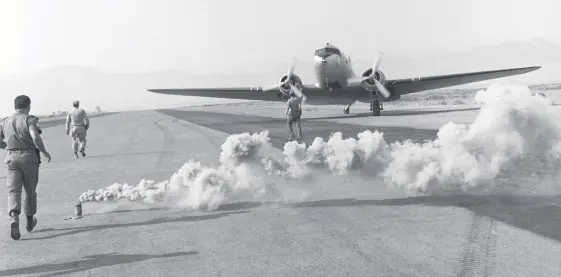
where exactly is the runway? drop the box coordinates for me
[0,107,560,277]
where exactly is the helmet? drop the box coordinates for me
[73,100,80,107]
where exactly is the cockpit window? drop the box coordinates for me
[315,47,341,58]
[325,48,340,55]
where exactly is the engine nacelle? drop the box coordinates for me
[278,74,303,97]
[361,69,387,94]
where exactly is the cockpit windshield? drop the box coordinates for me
[315,47,341,58]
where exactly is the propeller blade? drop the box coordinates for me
[289,83,303,97]
[374,79,391,98]
[287,57,298,78]
[372,52,384,74]
[289,83,307,104]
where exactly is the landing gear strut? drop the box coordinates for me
[370,100,383,116]
[343,102,353,115]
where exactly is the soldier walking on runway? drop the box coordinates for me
[66,100,90,158]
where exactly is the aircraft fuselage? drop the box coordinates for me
[313,43,356,91]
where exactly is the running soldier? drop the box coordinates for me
[0,95,52,240]
[65,100,90,158]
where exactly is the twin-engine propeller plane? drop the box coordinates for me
[148,43,541,116]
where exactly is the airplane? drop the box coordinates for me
[148,43,541,116]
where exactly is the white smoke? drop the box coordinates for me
[384,84,561,193]
[80,131,286,211]
[78,128,392,211]
[296,130,391,175]
[79,84,561,211]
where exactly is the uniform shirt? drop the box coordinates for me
[0,111,41,150]
[66,108,90,130]
[287,97,302,116]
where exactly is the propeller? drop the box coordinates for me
[361,52,391,98]
[262,57,307,103]
[263,57,298,92]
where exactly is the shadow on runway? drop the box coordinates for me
[0,251,197,277]
[306,107,480,121]
[24,211,248,241]
[85,150,174,159]
[89,207,172,215]
[290,194,561,243]
[216,201,267,212]
[215,193,561,243]
[160,107,480,125]
[156,109,439,148]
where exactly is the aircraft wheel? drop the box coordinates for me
[343,108,350,115]
[372,101,381,116]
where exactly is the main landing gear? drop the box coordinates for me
[370,100,383,116]
[341,101,384,116]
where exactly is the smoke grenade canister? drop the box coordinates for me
[74,203,83,217]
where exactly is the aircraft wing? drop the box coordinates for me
[386,66,541,95]
[147,85,326,102]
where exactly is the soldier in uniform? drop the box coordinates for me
[65,100,90,158]
[285,92,303,141]
[0,95,52,240]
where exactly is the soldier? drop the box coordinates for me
[0,95,52,240]
[285,92,303,141]
[65,100,90,158]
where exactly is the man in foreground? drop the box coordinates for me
[285,92,303,141]
[66,100,90,158]
[0,95,52,240]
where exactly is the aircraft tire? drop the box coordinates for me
[372,102,381,116]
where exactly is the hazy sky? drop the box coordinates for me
[1,0,560,75]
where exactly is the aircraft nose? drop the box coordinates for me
[314,55,328,65]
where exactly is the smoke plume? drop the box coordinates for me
[78,84,561,211]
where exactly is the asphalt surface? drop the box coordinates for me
[157,108,561,276]
[0,108,560,276]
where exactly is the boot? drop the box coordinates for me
[26,215,37,232]
[10,214,20,240]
